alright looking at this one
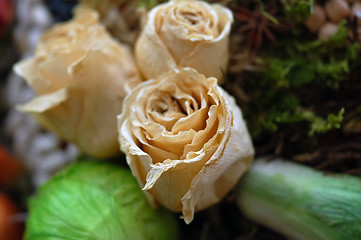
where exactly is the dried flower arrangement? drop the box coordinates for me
[1,0,361,239]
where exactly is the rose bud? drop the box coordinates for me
[26,160,178,240]
[13,9,141,158]
[118,68,254,223]
[135,0,233,83]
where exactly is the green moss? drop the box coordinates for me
[243,18,360,138]
[282,0,314,23]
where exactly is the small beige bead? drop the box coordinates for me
[305,5,327,32]
[325,0,350,23]
[318,22,339,39]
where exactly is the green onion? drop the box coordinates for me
[236,158,361,240]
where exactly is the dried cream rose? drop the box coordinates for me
[118,68,254,223]
[135,0,233,82]
[13,9,141,158]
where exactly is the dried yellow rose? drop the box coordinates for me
[135,0,233,82]
[118,68,254,223]
[14,9,141,158]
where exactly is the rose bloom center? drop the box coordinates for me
[133,80,224,165]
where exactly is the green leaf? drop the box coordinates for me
[26,161,179,240]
